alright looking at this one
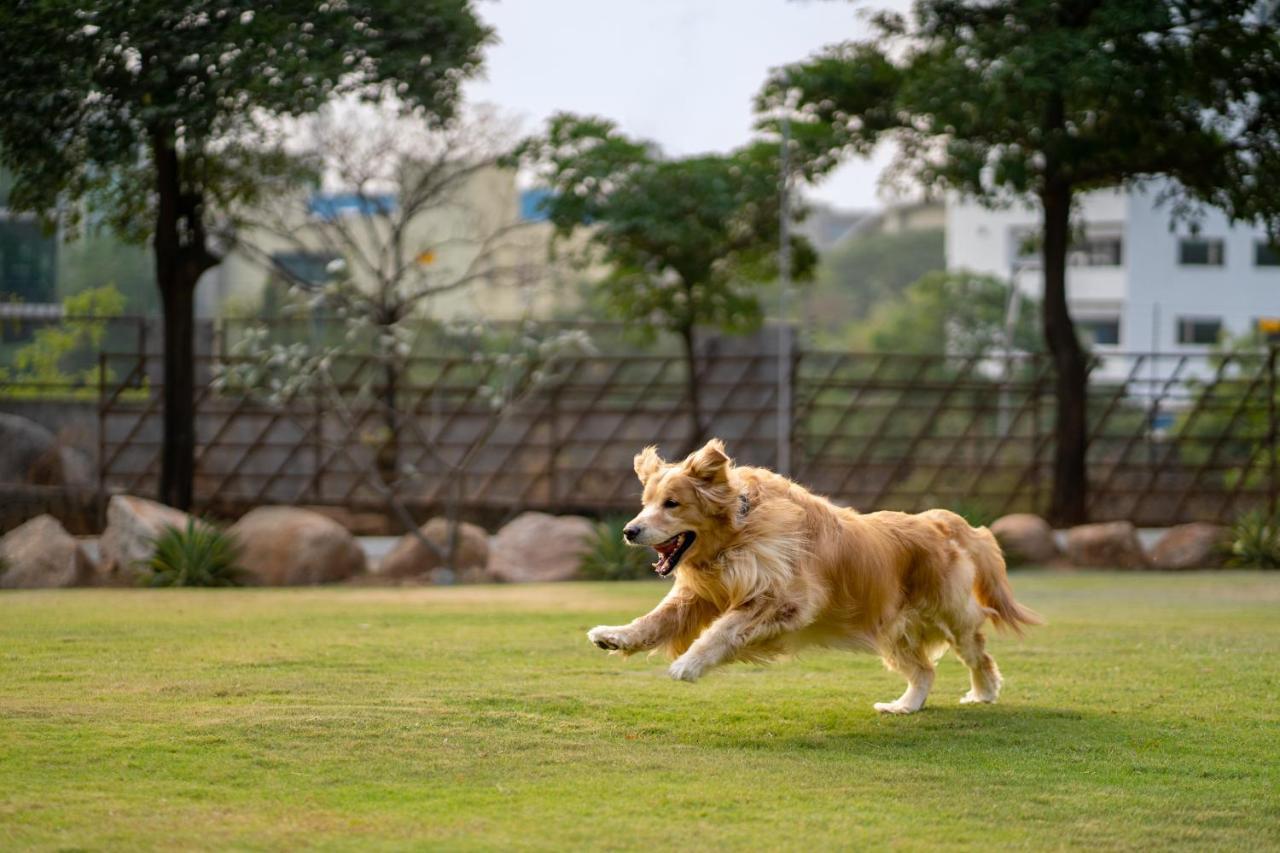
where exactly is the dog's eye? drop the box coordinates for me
[663,499,679,509]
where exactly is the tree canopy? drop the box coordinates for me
[761,0,1280,523]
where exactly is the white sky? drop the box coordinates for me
[464,0,909,212]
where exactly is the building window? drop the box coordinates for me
[1256,241,1280,268]
[270,251,341,290]
[1178,238,1225,266]
[1176,317,1222,345]
[1076,317,1121,347]
[1012,227,1123,268]
[1068,235,1123,267]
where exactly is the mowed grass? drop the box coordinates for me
[1,573,1278,851]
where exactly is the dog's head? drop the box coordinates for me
[623,438,737,576]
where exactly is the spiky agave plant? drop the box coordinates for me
[578,517,656,581]
[144,519,245,587]
[1225,511,1280,569]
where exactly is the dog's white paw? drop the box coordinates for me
[587,626,632,652]
[668,656,704,683]
[959,690,997,705]
[873,700,919,715]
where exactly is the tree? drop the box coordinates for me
[0,0,492,510]
[231,102,533,484]
[512,113,817,448]
[760,1,1280,523]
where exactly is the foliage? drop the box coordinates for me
[0,284,128,394]
[578,518,656,581]
[806,227,944,344]
[0,1,493,233]
[142,520,244,588]
[760,0,1280,524]
[1,576,1279,848]
[1225,511,1280,570]
[852,271,1041,356]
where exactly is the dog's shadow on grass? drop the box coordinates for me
[666,701,1152,763]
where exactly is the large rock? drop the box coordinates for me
[990,513,1059,566]
[0,514,96,588]
[378,518,491,583]
[0,413,91,486]
[299,505,393,536]
[99,494,199,584]
[231,506,366,585]
[487,512,595,583]
[1148,523,1229,571]
[1065,521,1147,569]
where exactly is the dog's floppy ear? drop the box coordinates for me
[633,445,665,485]
[685,438,730,484]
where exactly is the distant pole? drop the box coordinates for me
[777,113,793,475]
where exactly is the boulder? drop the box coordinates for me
[378,518,491,583]
[1064,521,1147,569]
[299,505,393,536]
[0,413,92,486]
[487,512,595,583]
[230,506,366,585]
[0,514,96,588]
[1148,523,1229,571]
[990,513,1059,566]
[98,494,199,584]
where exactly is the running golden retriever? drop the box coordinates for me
[587,439,1041,713]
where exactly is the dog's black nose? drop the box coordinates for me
[622,525,641,542]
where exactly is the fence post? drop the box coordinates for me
[1269,346,1277,520]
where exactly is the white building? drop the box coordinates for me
[947,182,1280,380]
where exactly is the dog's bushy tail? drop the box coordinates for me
[969,526,1043,635]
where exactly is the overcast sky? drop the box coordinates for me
[465,0,908,212]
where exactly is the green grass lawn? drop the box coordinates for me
[2,573,1278,851]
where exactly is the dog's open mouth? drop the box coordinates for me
[652,531,695,576]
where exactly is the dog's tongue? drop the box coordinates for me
[654,538,680,556]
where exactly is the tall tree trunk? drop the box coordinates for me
[1040,177,1088,525]
[152,129,217,510]
[678,322,705,452]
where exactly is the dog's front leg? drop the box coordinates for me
[668,603,794,682]
[588,587,696,654]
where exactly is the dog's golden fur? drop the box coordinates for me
[587,439,1041,713]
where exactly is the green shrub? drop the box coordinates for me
[143,520,245,587]
[578,517,655,581]
[1225,511,1280,569]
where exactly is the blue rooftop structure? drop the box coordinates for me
[307,192,397,220]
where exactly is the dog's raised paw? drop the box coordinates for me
[587,626,627,651]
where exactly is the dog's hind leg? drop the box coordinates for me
[874,639,935,715]
[951,628,1003,704]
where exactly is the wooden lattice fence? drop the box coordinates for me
[96,347,1278,526]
